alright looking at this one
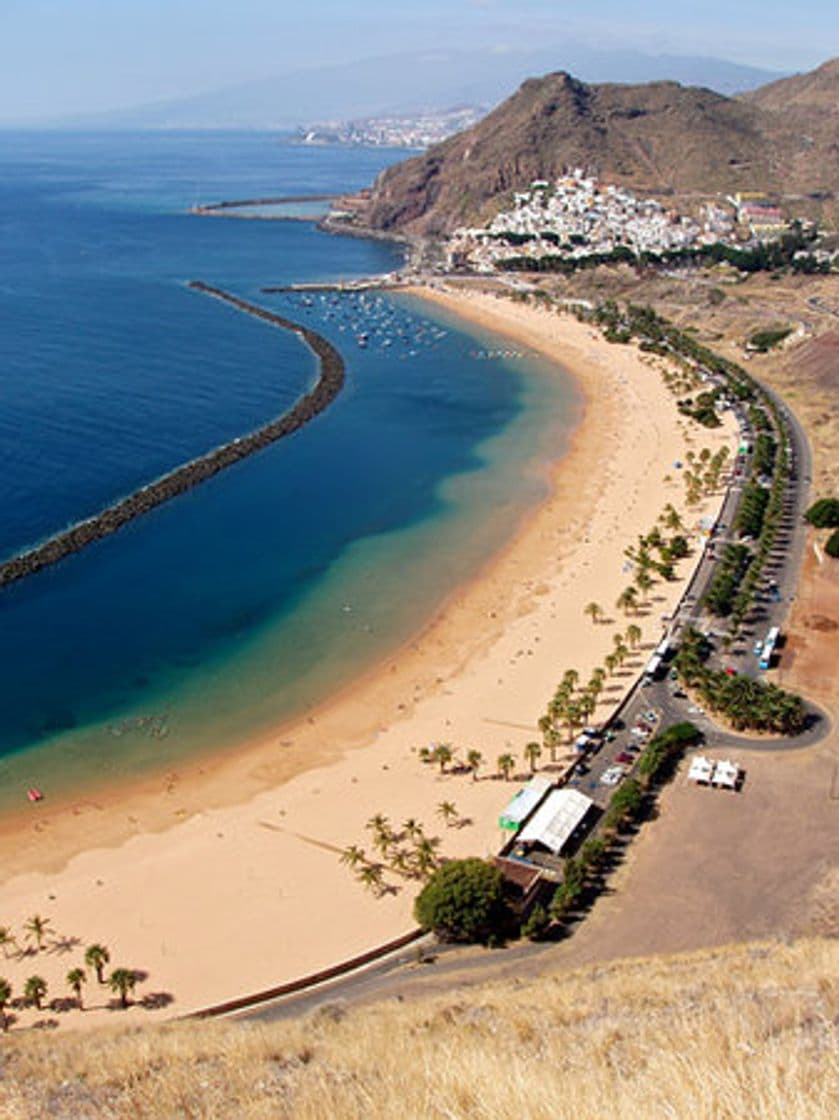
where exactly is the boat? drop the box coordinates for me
[27,787,44,803]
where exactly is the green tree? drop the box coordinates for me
[108,968,137,1009]
[497,753,516,781]
[805,498,839,528]
[635,569,655,599]
[356,864,385,895]
[340,844,367,869]
[466,749,483,782]
[414,859,507,943]
[616,586,639,615]
[433,743,454,774]
[0,978,11,1031]
[826,529,839,559]
[521,904,551,941]
[402,818,424,843]
[24,914,51,952]
[412,837,441,880]
[66,967,87,1010]
[584,601,603,624]
[24,975,47,1010]
[625,623,642,649]
[0,927,16,959]
[523,741,542,772]
[437,800,459,827]
[85,944,111,985]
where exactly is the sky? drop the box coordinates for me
[1,0,836,122]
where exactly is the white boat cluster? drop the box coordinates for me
[446,170,738,271]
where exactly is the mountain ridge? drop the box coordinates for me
[360,60,838,236]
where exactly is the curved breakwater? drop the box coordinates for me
[0,282,345,590]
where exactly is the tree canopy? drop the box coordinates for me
[414,858,507,943]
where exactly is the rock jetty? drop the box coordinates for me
[0,283,345,590]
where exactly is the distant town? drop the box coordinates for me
[294,105,485,149]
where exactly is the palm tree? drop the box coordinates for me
[356,864,384,895]
[340,844,366,869]
[604,651,619,677]
[0,927,16,959]
[85,944,111,985]
[66,967,86,1010]
[524,741,542,772]
[661,503,683,532]
[437,800,458,827]
[433,743,453,774]
[24,975,47,1010]
[388,849,412,877]
[0,978,11,1031]
[496,753,516,781]
[613,641,629,667]
[583,602,603,625]
[625,623,642,649]
[24,914,51,952]
[616,586,639,616]
[635,569,655,599]
[466,749,483,781]
[560,668,580,692]
[401,818,424,843]
[412,837,440,879]
[108,968,136,1009]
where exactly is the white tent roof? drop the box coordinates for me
[517,788,594,854]
[712,760,739,788]
[688,756,715,783]
[499,776,552,827]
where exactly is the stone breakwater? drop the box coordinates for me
[0,282,345,590]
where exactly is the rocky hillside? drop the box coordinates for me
[361,61,838,236]
[0,938,835,1119]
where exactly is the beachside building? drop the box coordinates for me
[515,788,596,856]
[498,775,553,831]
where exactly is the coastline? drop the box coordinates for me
[0,285,737,1029]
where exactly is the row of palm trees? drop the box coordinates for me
[0,940,138,1030]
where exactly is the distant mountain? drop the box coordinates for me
[360,61,839,237]
[49,46,783,131]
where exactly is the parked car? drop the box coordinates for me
[615,751,634,764]
[643,710,658,723]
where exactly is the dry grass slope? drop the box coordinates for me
[0,938,836,1119]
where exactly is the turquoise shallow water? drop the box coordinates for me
[0,133,580,809]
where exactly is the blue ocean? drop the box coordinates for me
[0,132,579,807]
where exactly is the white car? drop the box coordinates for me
[600,765,626,786]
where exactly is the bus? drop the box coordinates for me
[758,626,780,670]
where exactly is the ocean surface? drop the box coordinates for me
[0,132,580,809]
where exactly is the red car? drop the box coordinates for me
[615,751,634,764]
[724,667,737,676]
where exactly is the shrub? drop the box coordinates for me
[414,859,507,943]
[805,498,839,529]
[825,530,839,559]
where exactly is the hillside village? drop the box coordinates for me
[446,172,758,271]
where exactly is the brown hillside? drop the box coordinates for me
[364,64,839,236]
[740,57,839,111]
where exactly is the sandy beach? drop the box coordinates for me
[0,286,736,1030]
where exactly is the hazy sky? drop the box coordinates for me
[1,0,836,121]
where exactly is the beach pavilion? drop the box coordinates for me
[687,756,715,785]
[515,788,595,856]
[498,775,553,832]
[712,759,740,790]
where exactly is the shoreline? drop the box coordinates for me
[0,285,737,1029]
